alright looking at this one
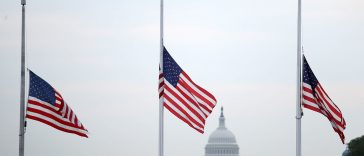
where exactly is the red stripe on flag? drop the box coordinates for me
[159,91,164,98]
[178,79,214,109]
[165,85,206,124]
[28,100,61,115]
[315,85,342,117]
[302,104,321,113]
[302,95,317,104]
[175,85,208,117]
[163,93,204,129]
[181,72,216,102]
[303,86,313,94]
[163,103,204,134]
[176,83,212,115]
[26,115,88,137]
[27,107,85,130]
[302,82,346,143]
[64,105,69,118]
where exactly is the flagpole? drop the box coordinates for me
[159,0,164,156]
[19,0,27,156]
[296,0,302,155]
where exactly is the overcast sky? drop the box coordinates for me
[1,0,364,156]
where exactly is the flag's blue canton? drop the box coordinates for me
[29,71,56,106]
[163,47,182,87]
[303,56,318,88]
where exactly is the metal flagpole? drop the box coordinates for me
[296,0,302,155]
[19,0,27,156]
[159,0,164,156]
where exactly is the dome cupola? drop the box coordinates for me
[205,107,239,156]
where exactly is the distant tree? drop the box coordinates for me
[348,135,364,156]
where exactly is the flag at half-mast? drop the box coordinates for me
[302,55,346,143]
[26,70,88,137]
[159,47,217,133]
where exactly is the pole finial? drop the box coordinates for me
[21,0,26,5]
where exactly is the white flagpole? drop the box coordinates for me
[296,0,302,155]
[19,0,27,156]
[159,0,164,156]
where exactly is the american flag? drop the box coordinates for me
[159,47,217,133]
[26,70,88,137]
[302,56,346,143]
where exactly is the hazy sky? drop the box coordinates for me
[1,0,364,156]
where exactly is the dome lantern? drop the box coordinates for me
[205,107,239,156]
[219,107,226,129]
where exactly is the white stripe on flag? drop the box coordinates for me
[314,87,342,122]
[180,74,216,105]
[177,83,212,114]
[164,82,205,126]
[164,99,204,131]
[27,111,88,134]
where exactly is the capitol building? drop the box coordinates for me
[205,107,239,156]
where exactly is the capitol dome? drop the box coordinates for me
[205,107,239,156]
